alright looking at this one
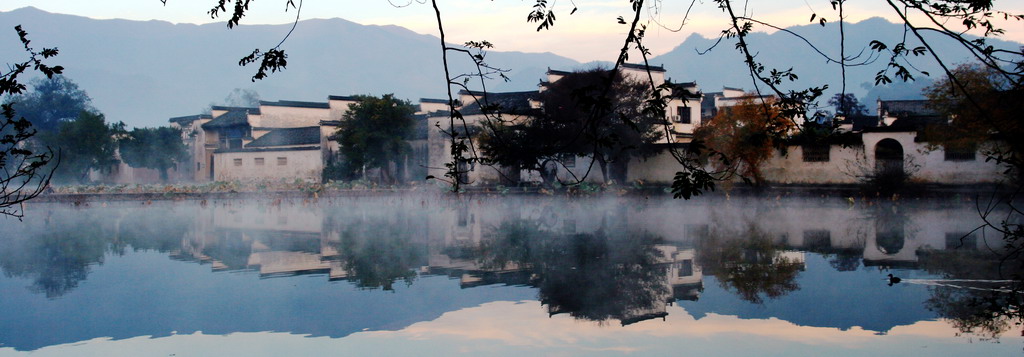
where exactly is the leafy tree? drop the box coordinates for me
[694,95,791,186]
[479,68,663,185]
[923,62,1023,180]
[47,111,121,184]
[4,75,92,134]
[542,68,664,183]
[477,120,556,185]
[334,94,415,183]
[119,126,189,181]
[1,25,62,218]
[827,93,867,117]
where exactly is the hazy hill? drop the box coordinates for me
[650,17,1021,113]
[0,7,578,127]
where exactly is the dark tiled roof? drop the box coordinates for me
[870,99,945,133]
[667,81,701,99]
[169,114,212,124]
[722,86,745,91]
[260,100,330,109]
[459,91,540,116]
[837,115,879,131]
[419,98,448,104]
[211,106,260,114]
[246,127,321,147]
[328,95,360,101]
[621,62,666,72]
[721,94,774,101]
[202,109,254,129]
[546,68,573,76]
[215,146,320,153]
[878,100,938,117]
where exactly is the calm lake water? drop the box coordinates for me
[0,195,1021,356]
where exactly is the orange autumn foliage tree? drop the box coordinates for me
[694,95,792,186]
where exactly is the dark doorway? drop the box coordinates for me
[874,138,904,175]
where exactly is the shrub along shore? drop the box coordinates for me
[27,179,1012,204]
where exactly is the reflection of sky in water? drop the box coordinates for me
[0,197,1020,355]
[683,254,937,333]
[1,301,1019,357]
[0,251,535,351]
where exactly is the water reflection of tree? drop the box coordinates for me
[0,206,192,298]
[0,209,115,298]
[696,224,803,304]
[536,231,669,323]
[470,217,672,324]
[919,249,1023,340]
[329,216,425,291]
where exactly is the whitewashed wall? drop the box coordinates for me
[214,149,323,182]
[761,145,863,184]
[861,132,1005,184]
[253,106,330,128]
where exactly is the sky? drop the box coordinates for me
[2,0,1022,62]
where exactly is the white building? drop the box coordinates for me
[170,96,434,183]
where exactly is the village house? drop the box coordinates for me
[758,99,1005,185]
[165,95,436,183]
[425,63,704,185]
[151,63,1007,188]
[424,62,1006,186]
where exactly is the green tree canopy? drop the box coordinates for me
[334,94,416,183]
[47,111,121,184]
[3,75,92,134]
[478,68,663,185]
[923,63,1023,180]
[118,126,188,181]
[827,93,867,117]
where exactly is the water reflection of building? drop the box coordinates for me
[632,200,997,268]
[160,198,1001,327]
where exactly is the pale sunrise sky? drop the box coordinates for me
[2,0,1022,62]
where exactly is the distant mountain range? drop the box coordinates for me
[1,7,1019,126]
[649,16,1020,113]
[0,7,577,127]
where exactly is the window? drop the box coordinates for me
[678,260,694,277]
[676,106,692,124]
[233,158,242,166]
[558,153,576,168]
[277,157,287,166]
[802,144,830,162]
[255,157,265,166]
[944,144,976,161]
[197,162,201,171]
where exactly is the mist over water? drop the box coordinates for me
[0,195,1020,355]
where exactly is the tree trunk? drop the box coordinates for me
[595,156,610,184]
[610,158,628,184]
[539,159,557,187]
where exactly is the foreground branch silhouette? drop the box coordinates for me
[1,25,61,219]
